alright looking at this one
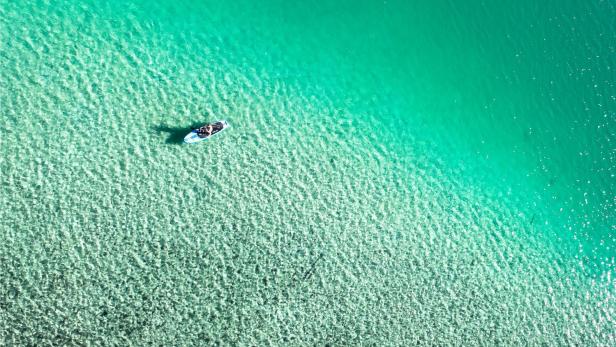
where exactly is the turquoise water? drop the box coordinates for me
[1,0,614,345]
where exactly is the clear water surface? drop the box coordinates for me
[1,1,614,345]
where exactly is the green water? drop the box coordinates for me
[1,0,614,345]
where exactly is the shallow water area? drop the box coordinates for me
[1,0,614,345]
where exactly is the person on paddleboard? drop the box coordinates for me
[197,124,214,138]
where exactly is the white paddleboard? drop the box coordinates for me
[184,120,229,144]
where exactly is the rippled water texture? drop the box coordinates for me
[1,1,614,345]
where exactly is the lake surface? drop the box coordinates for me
[1,0,614,345]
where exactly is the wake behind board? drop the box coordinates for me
[184,120,229,144]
